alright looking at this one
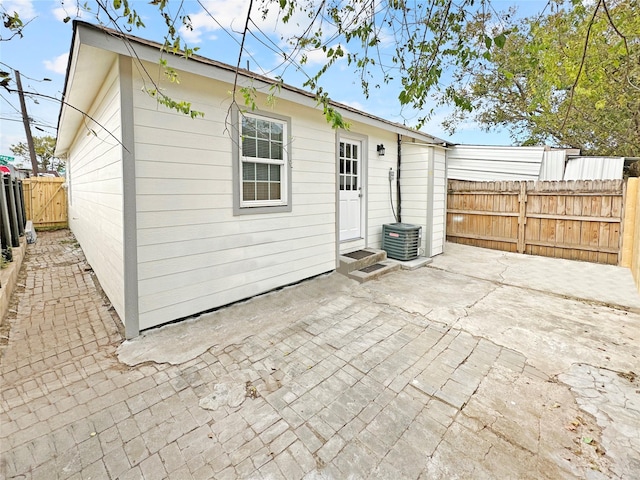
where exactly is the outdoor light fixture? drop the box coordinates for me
[377,144,386,156]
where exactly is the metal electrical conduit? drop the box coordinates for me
[388,134,405,223]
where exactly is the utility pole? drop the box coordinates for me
[15,70,39,176]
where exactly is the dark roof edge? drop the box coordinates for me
[55,21,81,143]
[72,20,449,145]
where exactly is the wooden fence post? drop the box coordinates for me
[517,182,527,253]
[620,178,638,268]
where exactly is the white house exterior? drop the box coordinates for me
[55,22,447,338]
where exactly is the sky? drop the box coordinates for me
[0,0,553,163]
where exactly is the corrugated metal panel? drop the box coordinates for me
[563,157,624,181]
[447,145,545,181]
[539,150,567,181]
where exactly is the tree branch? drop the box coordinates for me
[231,0,254,105]
[560,0,602,133]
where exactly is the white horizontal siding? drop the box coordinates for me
[137,215,335,253]
[139,239,335,302]
[397,142,430,255]
[379,141,447,258]
[138,230,333,282]
[140,258,333,326]
[67,59,125,322]
[132,65,336,330]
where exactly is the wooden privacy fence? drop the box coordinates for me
[446,180,625,265]
[621,178,639,292]
[22,177,68,229]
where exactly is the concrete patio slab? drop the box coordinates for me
[2,232,639,479]
[430,242,640,312]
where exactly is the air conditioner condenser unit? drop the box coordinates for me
[382,223,422,261]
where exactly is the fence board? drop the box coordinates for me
[620,178,640,292]
[22,177,68,229]
[447,180,625,265]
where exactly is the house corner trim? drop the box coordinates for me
[120,55,140,339]
[425,147,435,258]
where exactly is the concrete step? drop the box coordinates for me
[388,256,433,271]
[337,248,387,275]
[346,261,401,283]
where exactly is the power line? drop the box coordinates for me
[0,93,22,115]
[0,117,57,130]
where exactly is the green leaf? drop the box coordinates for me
[494,33,507,49]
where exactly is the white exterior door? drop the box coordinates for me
[339,140,362,241]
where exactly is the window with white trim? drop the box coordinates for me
[240,114,287,207]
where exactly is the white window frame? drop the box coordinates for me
[239,112,288,208]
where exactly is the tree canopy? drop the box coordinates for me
[10,135,64,173]
[1,0,512,129]
[1,0,638,155]
[444,0,640,155]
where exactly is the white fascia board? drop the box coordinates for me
[55,29,82,156]
[56,30,118,155]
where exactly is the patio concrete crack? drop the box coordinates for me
[453,284,501,329]
[351,290,434,319]
[483,445,493,461]
[466,284,501,311]
[496,257,510,283]
[480,423,537,456]
[350,291,440,332]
